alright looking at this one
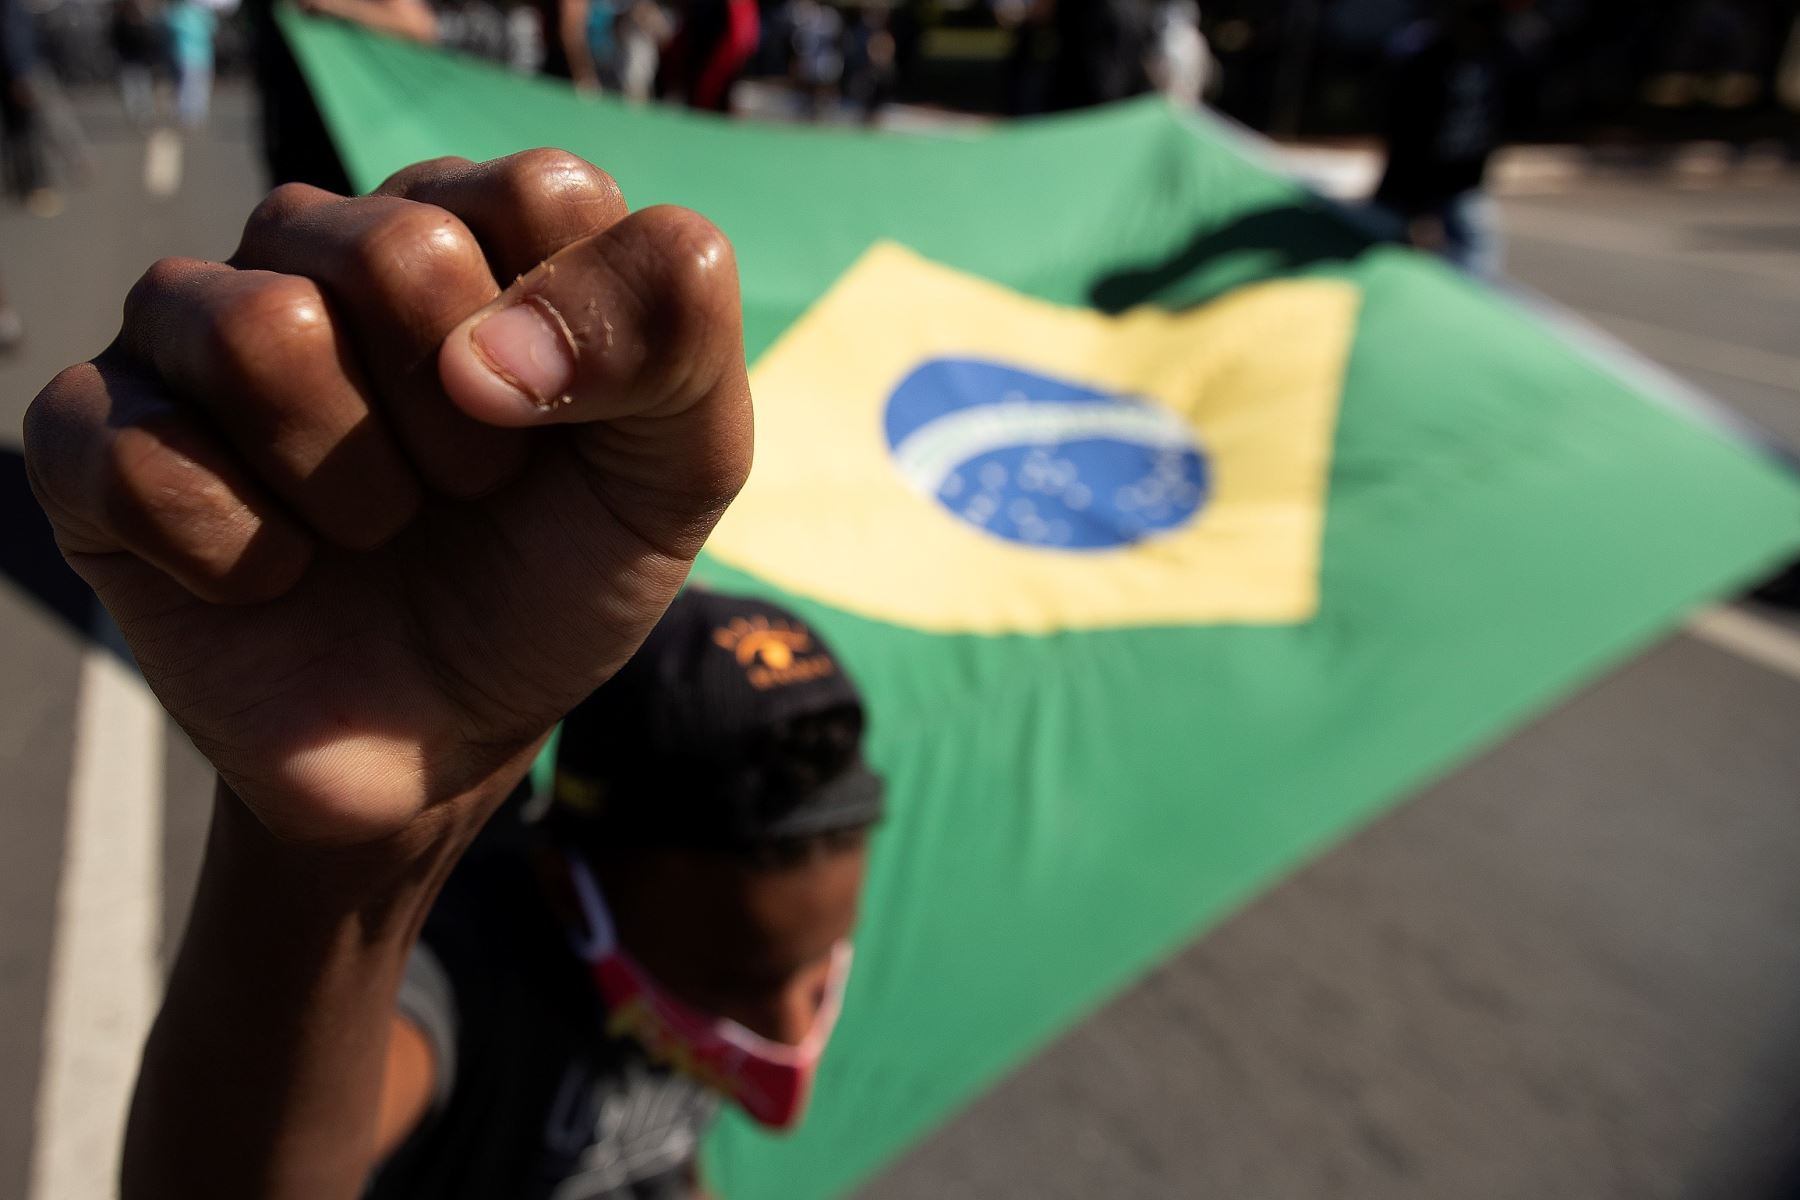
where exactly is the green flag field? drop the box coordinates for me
[281,14,1800,1197]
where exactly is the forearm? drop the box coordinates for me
[569,47,602,91]
[307,0,437,42]
[563,3,601,90]
[122,781,478,1200]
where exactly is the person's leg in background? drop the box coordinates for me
[0,265,22,351]
[176,59,212,127]
[0,83,55,213]
[119,60,154,123]
[1441,188,1502,278]
[27,63,95,184]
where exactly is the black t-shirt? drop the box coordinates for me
[530,0,573,80]
[1047,0,1154,112]
[1375,24,1509,215]
[247,0,353,192]
[366,810,718,1200]
[248,0,578,193]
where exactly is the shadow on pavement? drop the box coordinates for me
[0,447,95,638]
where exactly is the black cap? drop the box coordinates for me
[553,589,884,848]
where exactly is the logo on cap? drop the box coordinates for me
[713,616,838,690]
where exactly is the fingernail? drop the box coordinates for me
[471,297,576,408]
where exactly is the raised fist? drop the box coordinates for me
[24,150,752,845]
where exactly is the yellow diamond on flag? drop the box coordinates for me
[706,243,1361,634]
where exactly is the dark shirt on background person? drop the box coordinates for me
[110,0,162,72]
[1371,2,1516,274]
[531,0,573,80]
[0,0,37,115]
[365,796,720,1200]
[250,0,590,192]
[1373,9,1510,220]
[1,0,47,198]
[248,0,353,191]
[1047,0,1154,112]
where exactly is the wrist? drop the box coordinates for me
[206,777,484,940]
[129,781,478,1200]
[213,726,547,853]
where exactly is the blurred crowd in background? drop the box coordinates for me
[2,0,1795,128]
[1,0,1798,329]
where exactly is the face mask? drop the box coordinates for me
[565,856,853,1131]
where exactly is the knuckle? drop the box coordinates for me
[204,273,332,390]
[354,201,486,284]
[376,155,474,197]
[29,360,101,419]
[499,148,621,217]
[242,182,333,247]
[134,254,203,294]
[616,208,740,395]
[21,363,100,501]
[503,146,591,177]
[637,206,738,315]
[23,362,134,553]
[585,208,742,418]
[97,421,307,603]
[100,421,200,536]
[123,255,207,327]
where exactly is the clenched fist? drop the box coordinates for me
[23,150,752,846]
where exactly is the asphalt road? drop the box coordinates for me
[1,86,1796,1200]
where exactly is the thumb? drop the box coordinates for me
[440,203,747,429]
[439,204,753,549]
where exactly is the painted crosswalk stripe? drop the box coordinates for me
[27,630,163,1200]
[1688,604,1800,683]
[144,128,183,198]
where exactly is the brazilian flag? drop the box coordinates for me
[283,15,1800,1199]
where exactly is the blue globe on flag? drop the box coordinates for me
[882,358,1210,551]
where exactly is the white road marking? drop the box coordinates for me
[143,128,182,198]
[1579,310,1800,395]
[26,632,164,1200]
[1688,605,1800,683]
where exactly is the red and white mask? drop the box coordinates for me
[566,857,852,1131]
